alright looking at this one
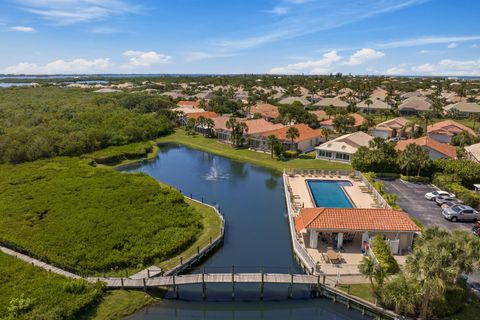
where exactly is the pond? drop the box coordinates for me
[123,144,364,319]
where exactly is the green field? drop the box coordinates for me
[0,157,204,275]
[157,130,351,172]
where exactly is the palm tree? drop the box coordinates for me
[321,127,334,141]
[185,118,197,135]
[418,111,434,135]
[266,135,280,158]
[197,116,207,136]
[358,256,377,292]
[325,106,336,119]
[286,126,300,150]
[470,113,480,131]
[204,118,215,137]
[381,274,417,317]
[364,98,373,114]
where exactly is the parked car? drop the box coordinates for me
[435,196,460,206]
[442,205,480,222]
[425,190,455,200]
[441,201,463,210]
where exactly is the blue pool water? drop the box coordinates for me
[307,180,353,208]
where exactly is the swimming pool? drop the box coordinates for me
[307,180,353,208]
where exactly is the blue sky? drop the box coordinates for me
[0,0,479,75]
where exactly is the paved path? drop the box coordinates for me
[130,266,163,279]
[0,246,81,279]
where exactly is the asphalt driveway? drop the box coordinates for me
[380,178,471,231]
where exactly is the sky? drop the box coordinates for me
[0,0,480,76]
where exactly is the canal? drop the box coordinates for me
[123,144,364,319]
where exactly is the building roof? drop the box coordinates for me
[315,131,373,154]
[320,113,366,127]
[259,124,323,142]
[444,101,480,114]
[395,136,457,159]
[172,107,207,114]
[187,111,219,120]
[295,208,421,233]
[177,100,200,108]
[370,88,388,101]
[250,103,280,119]
[398,97,432,111]
[465,142,480,162]
[357,99,389,110]
[214,117,284,134]
[309,110,328,121]
[278,96,310,105]
[314,97,348,108]
[427,120,477,137]
[374,117,409,132]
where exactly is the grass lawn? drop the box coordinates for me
[157,130,351,172]
[337,283,375,303]
[83,290,154,320]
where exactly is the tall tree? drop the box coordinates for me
[286,126,300,150]
[266,135,280,158]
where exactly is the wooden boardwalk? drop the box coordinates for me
[87,273,322,289]
[0,246,81,279]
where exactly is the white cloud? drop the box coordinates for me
[345,48,384,65]
[447,42,457,48]
[2,58,112,74]
[10,26,36,32]
[410,58,480,76]
[269,50,342,74]
[418,50,430,54]
[385,67,408,75]
[123,50,171,67]
[18,0,139,25]
[378,35,480,48]
[266,6,289,15]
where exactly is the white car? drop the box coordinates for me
[425,190,455,201]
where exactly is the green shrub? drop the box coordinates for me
[282,150,299,159]
[0,157,203,274]
[400,175,430,183]
[430,281,469,318]
[371,235,400,274]
[63,279,88,294]
[435,159,480,188]
[85,142,154,165]
[433,173,480,208]
[7,294,34,318]
[299,151,316,159]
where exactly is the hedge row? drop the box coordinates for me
[371,235,400,274]
[85,142,154,165]
[432,173,480,208]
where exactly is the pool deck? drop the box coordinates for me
[286,173,379,212]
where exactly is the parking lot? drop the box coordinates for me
[380,178,471,231]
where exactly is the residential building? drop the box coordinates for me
[465,143,480,163]
[314,97,348,109]
[356,99,389,113]
[395,136,457,160]
[315,131,374,162]
[398,97,432,115]
[371,117,409,139]
[295,208,421,253]
[427,120,477,144]
[250,124,325,153]
[443,102,480,117]
[177,100,200,109]
[278,96,310,106]
[214,118,284,144]
[319,113,366,132]
[248,103,280,121]
[309,110,328,121]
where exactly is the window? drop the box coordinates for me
[335,153,350,161]
[318,150,332,158]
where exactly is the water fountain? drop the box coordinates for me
[204,158,228,181]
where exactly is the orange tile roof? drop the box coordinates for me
[395,136,457,159]
[427,120,477,137]
[260,123,323,142]
[320,113,366,127]
[250,103,279,118]
[245,118,285,134]
[295,208,421,233]
[187,111,219,119]
[177,100,199,108]
[309,110,328,121]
